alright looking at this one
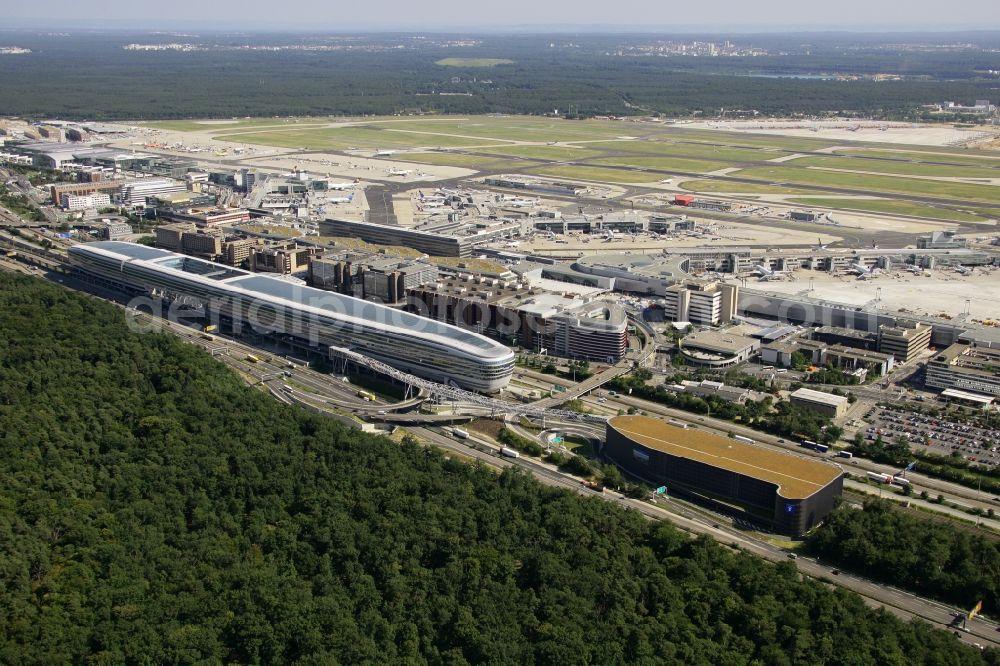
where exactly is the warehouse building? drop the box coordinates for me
[605,415,843,535]
[789,388,849,418]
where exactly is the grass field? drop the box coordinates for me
[588,140,792,163]
[678,180,814,194]
[659,128,837,152]
[591,155,730,174]
[434,58,515,67]
[360,118,631,143]
[528,165,662,184]
[785,156,1000,180]
[216,126,509,151]
[400,152,539,170]
[833,148,1000,165]
[734,165,1000,204]
[786,197,998,222]
[482,145,605,161]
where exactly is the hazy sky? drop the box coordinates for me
[5,0,1000,31]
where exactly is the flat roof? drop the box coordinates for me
[682,329,759,355]
[790,387,849,407]
[941,388,995,405]
[72,242,511,359]
[609,415,841,500]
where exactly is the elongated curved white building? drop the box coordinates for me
[69,242,514,392]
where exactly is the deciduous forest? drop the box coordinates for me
[1,274,997,664]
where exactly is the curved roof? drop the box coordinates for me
[608,415,841,500]
[72,241,512,360]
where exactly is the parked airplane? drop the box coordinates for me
[328,182,355,190]
[848,263,877,278]
[955,264,973,276]
[328,193,354,204]
[752,264,777,278]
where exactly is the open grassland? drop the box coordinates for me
[528,164,663,184]
[678,180,814,194]
[481,145,606,161]
[735,165,1000,204]
[659,128,837,152]
[362,118,631,142]
[216,126,509,151]
[786,197,999,222]
[588,140,792,163]
[400,152,540,170]
[786,156,1000,180]
[591,155,730,174]
[434,58,515,67]
[832,148,1000,165]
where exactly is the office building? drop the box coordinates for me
[119,178,187,208]
[68,242,514,393]
[61,192,111,211]
[249,242,317,275]
[661,280,738,325]
[877,322,932,363]
[605,415,843,536]
[407,276,628,361]
[925,343,1000,398]
[309,255,437,303]
[96,219,133,240]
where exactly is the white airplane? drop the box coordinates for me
[375,149,397,157]
[328,182,355,191]
[659,178,673,184]
[848,263,877,278]
[387,169,411,176]
[752,264,777,278]
[328,193,354,204]
[955,264,973,276]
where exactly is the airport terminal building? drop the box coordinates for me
[605,415,843,535]
[68,242,515,392]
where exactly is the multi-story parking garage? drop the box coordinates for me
[605,415,843,535]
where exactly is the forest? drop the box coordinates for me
[0,273,997,664]
[806,501,1000,616]
[1,32,998,120]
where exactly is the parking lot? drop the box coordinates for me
[863,405,1000,466]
